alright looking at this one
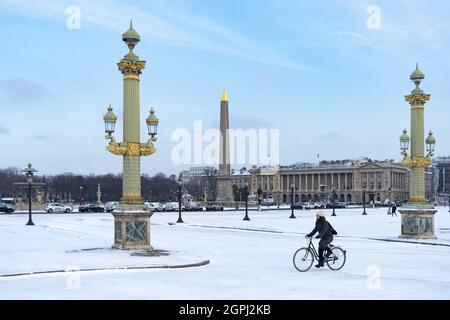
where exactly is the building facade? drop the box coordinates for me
[180,167,218,201]
[250,159,410,204]
[434,156,450,196]
[231,168,251,201]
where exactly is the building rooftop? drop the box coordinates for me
[278,159,402,170]
[434,157,450,165]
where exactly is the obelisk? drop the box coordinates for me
[216,90,233,203]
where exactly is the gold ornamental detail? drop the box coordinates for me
[402,156,432,168]
[140,144,156,156]
[106,142,156,157]
[409,197,426,203]
[121,194,144,204]
[128,143,141,156]
[106,144,127,156]
[118,60,146,73]
[405,94,430,105]
[124,75,140,80]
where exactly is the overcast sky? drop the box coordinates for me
[0,0,449,176]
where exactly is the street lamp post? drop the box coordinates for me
[387,187,392,215]
[22,163,37,226]
[399,64,437,239]
[79,186,84,205]
[332,187,337,216]
[97,184,102,205]
[243,187,250,221]
[362,188,367,215]
[257,187,262,211]
[103,22,160,250]
[290,184,296,219]
[177,183,184,223]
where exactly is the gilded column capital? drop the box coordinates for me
[117,59,146,75]
[405,94,430,105]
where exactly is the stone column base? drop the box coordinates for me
[112,205,153,250]
[217,176,233,204]
[399,207,437,239]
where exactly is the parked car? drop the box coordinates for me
[105,201,119,212]
[165,202,184,212]
[79,203,105,213]
[205,203,224,211]
[46,203,72,213]
[261,198,275,206]
[0,198,15,205]
[184,202,204,211]
[291,202,304,209]
[326,202,346,209]
[304,202,316,210]
[0,202,14,213]
[314,202,325,209]
[334,201,347,209]
[153,203,166,212]
[144,202,155,211]
[374,201,383,207]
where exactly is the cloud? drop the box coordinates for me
[0,127,9,135]
[0,77,49,103]
[0,0,314,72]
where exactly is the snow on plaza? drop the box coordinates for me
[1,207,450,300]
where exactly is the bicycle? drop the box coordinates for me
[293,236,347,272]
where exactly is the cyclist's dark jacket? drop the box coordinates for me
[307,219,333,249]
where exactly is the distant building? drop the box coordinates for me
[250,159,410,204]
[424,167,434,201]
[180,167,218,201]
[231,168,251,201]
[434,156,450,196]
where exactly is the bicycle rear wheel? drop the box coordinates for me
[293,248,314,272]
[326,247,346,270]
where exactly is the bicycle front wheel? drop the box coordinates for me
[293,248,314,272]
[326,247,346,271]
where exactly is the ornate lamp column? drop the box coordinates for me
[103,22,160,250]
[399,64,437,239]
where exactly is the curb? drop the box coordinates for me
[0,259,210,279]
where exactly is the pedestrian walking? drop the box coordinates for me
[391,203,397,217]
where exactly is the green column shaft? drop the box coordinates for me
[410,107,424,158]
[122,77,142,203]
[123,155,141,200]
[123,78,140,142]
[410,167,424,202]
[409,104,425,203]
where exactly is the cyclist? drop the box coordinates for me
[306,211,334,268]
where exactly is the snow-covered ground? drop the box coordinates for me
[0,207,449,299]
